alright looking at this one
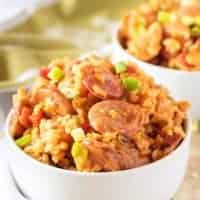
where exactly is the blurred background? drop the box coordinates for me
[0,0,138,119]
[0,0,137,83]
[0,0,199,199]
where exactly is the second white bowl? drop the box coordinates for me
[113,28,200,119]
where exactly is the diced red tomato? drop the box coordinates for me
[127,66,137,74]
[30,110,44,126]
[64,133,74,145]
[87,90,94,99]
[39,67,50,79]
[82,121,91,132]
[19,106,32,128]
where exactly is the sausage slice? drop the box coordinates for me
[84,140,149,171]
[88,100,145,138]
[82,66,123,99]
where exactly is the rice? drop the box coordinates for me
[10,55,189,172]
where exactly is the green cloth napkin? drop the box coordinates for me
[0,0,137,84]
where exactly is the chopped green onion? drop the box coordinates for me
[158,11,172,24]
[71,142,88,171]
[182,16,195,26]
[122,76,140,91]
[115,62,127,73]
[191,26,200,37]
[16,134,32,148]
[195,16,200,26]
[48,66,64,82]
[71,128,85,142]
[71,142,88,158]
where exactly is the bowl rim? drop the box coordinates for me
[113,26,200,74]
[6,109,192,177]
[0,79,34,93]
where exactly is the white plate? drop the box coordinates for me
[0,138,26,200]
[0,0,57,31]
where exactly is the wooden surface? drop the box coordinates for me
[176,133,200,200]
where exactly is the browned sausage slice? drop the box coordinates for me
[88,100,145,138]
[84,139,149,171]
[31,85,74,116]
[82,66,123,99]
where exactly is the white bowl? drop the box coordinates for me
[113,27,200,119]
[6,98,191,199]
